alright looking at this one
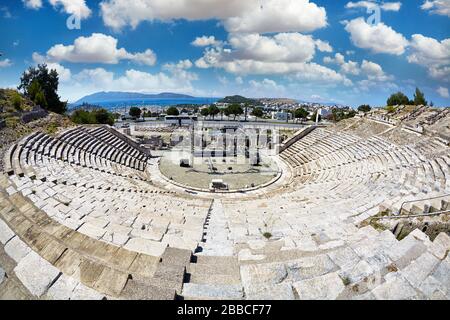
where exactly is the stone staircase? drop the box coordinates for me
[0,176,193,300]
[180,225,450,300]
[182,255,243,300]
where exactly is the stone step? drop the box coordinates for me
[182,283,244,300]
[193,254,238,266]
[188,271,241,285]
[120,278,176,300]
[187,261,239,276]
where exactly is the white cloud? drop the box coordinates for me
[407,34,450,81]
[324,53,360,75]
[437,86,449,98]
[192,36,222,47]
[162,60,198,82]
[361,60,392,81]
[227,33,319,63]
[247,78,286,96]
[381,2,402,11]
[223,0,327,34]
[323,53,393,87]
[217,76,229,85]
[421,0,450,17]
[235,76,244,85]
[357,79,398,92]
[49,0,91,19]
[0,59,13,68]
[344,18,409,55]
[345,1,402,12]
[43,33,157,66]
[100,0,327,34]
[195,33,351,86]
[23,0,91,19]
[315,40,333,52]
[32,53,72,82]
[22,0,43,10]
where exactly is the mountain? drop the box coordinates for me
[73,91,196,105]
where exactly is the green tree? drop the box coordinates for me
[71,109,96,124]
[200,108,210,118]
[294,108,308,123]
[11,91,23,110]
[208,105,220,120]
[228,104,244,120]
[387,92,410,106]
[71,108,115,125]
[129,107,142,118]
[166,106,179,116]
[26,79,41,101]
[251,107,264,120]
[94,109,115,125]
[18,64,67,114]
[413,87,427,106]
[34,90,48,109]
[224,107,232,118]
[357,104,371,113]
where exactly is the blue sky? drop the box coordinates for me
[0,0,449,107]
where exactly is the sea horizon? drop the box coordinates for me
[69,97,222,110]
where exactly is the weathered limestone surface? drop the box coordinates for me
[14,251,60,297]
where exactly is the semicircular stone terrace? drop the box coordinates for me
[1,120,449,300]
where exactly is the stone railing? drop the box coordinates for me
[104,125,152,156]
[278,126,316,153]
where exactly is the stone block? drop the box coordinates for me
[371,277,421,300]
[14,251,61,297]
[401,252,440,288]
[124,238,166,256]
[429,233,450,260]
[293,272,345,300]
[0,219,15,245]
[182,283,243,300]
[5,236,31,263]
[245,283,295,300]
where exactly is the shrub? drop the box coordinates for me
[129,107,142,118]
[12,92,23,110]
[167,106,180,116]
[46,122,58,135]
[263,232,272,239]
[71,108,115,125]
[387,92,410,106]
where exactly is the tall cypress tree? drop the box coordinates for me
[413,87,427,106]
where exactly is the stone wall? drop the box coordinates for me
[20,106,48,124]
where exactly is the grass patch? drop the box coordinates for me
[5,116,20,128]
[387,264,398,273]
[263,232,272,239]
[341,276,351,286]
[45,122,58,135]
[369,219,389,232]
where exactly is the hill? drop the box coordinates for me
[74,91,196,105]
[218,95,258,105]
